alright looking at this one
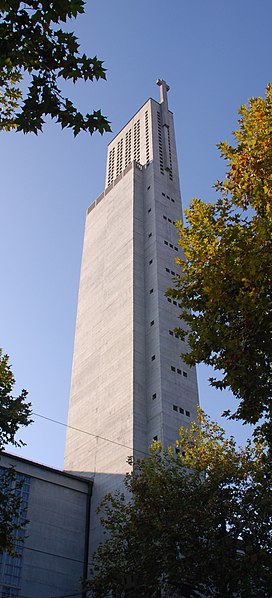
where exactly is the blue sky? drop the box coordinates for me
[1,0,271,468]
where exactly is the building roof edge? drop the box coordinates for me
[0,450,93,485]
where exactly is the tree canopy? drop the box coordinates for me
[169,84,272,445]
[0,0,111,135]
[0,349,32,554]
[0,349,32,450]
[87,413,272,598]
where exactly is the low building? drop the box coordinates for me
[0,452,92,598]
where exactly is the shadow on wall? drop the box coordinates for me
[66,470,130,561]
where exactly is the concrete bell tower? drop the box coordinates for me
[64,81,199,550]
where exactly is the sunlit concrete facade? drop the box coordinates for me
[64,81,199,550]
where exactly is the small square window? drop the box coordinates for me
[175,447,180,454]
[179,407,184,414]
[168,218,171,223]
[173,300,177,306]
[169,243,173,248]
[151,355,155,361]
[186,410,190,417]
[171,270,175,275]
[148,208,151,213]
[150,320,154,326]
[163,215,167,220]
[177,368,181,375]
[169,330,173,336]
[166,267,170,273]
[167,297,171,303]
[148,232,152,238]
[173,405,178,412]
[153,435,158,441]
[167,195,170,199]
[164,240,168,246]
[173,221,176,225]
[149,288,154,294]
[171,366,176,372]
[149,259,153,265]
[175,246,178,252]
[152,393,157,400]
[171,198,175,203]
[162,192,165,197]
[147,185,150,190]
[183,371,188,378]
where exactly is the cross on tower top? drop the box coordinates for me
[156,79,170,105]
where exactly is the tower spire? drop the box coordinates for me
[156,79,171,169]
[156,79,170,106]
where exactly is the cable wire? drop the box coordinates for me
[22,544,85,564]
[32,411,151,458]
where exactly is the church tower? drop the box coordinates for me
[64,81,199,548]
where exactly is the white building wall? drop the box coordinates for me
[65,165,136,473]
[65,82,199,550]
[105,99,153,187]
[65,162,149,551]
[0,453,90,598]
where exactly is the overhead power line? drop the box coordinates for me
[23,544,85,564]
[32,411,151,458]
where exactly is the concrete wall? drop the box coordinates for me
[144,102,199,448]
[0,453,91,598]
[64,86,199,552]
[65,162,142,552]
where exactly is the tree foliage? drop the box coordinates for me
[169,84,272,444]
[87,413,272,598]
[0,349,32,450]
[0,468,28,555]
[0,0,111,135]
[0,349,32,554]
